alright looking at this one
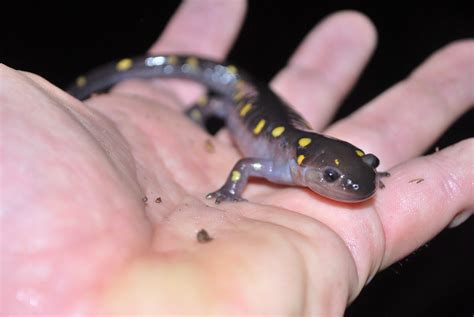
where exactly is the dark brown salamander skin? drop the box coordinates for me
[67,55,389,203]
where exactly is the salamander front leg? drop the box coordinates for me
[377,171,391,189]
[206,158,274,204]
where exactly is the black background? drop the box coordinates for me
[2,1,473,316]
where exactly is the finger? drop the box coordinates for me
[150,0,246,58]
[374,138,473,268]
[327,40,474,169]
[113,0,247,105]
[271,11,377,130]
[1,65,153,311]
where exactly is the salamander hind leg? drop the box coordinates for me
[206,158,274,204]
[185,105,207,128]
[185,93,228,129]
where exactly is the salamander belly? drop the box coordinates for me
[225,105,295,185]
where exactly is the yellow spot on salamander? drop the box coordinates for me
[76,76,87,87]
[233,90,245,101]
[167,56,178,65]
[271,126,285,137]
[239,103,252,117]
[298,137,312,148]
[235,79,244,89]
[116,58,133,71]
[297,154,305,165]
[227,65,238,74]
[253,119,266,135]
[356,150,365,157]
[186,57,199,68]
[197,95,208,106]
[334,158,340,166]
[231,170,241,182]
[189,108,202,121]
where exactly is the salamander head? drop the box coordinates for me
[300,140,381,202]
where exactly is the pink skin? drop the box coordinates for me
[1,0,473,315]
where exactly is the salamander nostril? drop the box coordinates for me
[344,178,360,191]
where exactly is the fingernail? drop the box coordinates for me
[448,210,473,228]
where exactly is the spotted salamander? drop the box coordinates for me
[67,55,389,203]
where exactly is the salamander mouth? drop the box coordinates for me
[304,169,376,202]
[308,183,375,202]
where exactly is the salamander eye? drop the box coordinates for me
[323,167,340,183]
[362,154,380,168]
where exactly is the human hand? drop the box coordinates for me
[2,0,473,314]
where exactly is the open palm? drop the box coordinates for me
[2,1,472,315]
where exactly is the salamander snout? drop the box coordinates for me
[340,173,377,201]
[304,166,377,202]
